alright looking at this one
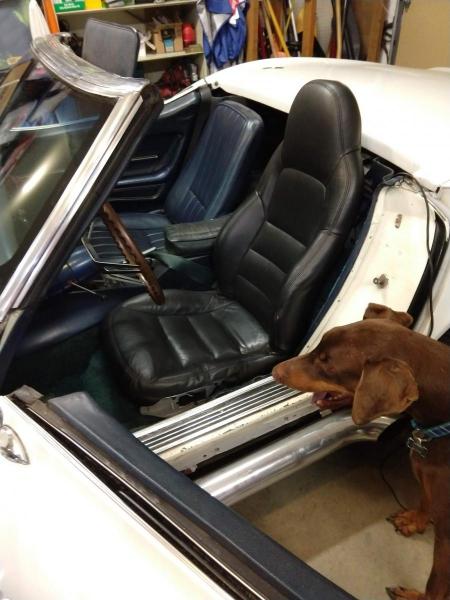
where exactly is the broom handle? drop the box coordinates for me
[335,0,342,58]
[261,0,278,56]
[42,0,60,33]
[264,0,290,55]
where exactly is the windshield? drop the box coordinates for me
[0,59,112,292]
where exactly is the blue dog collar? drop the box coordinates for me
[407,419,450,457]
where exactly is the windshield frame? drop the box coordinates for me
[0,35,156,323]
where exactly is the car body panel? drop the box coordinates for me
[414,191,450,338]
[205,57,450,191]
[303,183,441,350]
[0,395,231,600]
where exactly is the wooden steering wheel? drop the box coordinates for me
[100,202,165,304]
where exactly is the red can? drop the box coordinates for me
[182,23,196,47]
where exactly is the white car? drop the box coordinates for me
[0,32,449,600]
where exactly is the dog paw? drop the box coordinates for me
[386,510,429,536]
[386,586,425,600]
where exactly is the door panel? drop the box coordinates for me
[110,88,204,212]
[0,396,229,600]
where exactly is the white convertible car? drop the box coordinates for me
[0,33,449,600]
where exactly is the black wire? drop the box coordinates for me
[386,172,435,336]
[376,172,436,505]
[379,443,407,510]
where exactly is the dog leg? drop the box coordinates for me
[423,514,450,600]
[386,514,450,600]
[385,587,424,600]
[387,459,432,537]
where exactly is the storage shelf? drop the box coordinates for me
[138,47,203,62]
[59,0,197,16]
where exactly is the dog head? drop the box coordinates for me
[272,303,418,422]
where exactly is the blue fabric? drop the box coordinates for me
[203,32,213,63]
[198,0,247,69]
[411,419,450,440]
[212,6,246,68]
[207,0,233,13]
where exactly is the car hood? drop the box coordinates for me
[206,58,450,191]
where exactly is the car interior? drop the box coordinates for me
[3,75,370,413]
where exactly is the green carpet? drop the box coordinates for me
[4,328,156,429]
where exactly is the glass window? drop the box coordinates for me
[0,60,112,291]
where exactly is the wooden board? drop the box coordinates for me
[301,0,316,57]
[245,0,259,61]
[352,0,386,62]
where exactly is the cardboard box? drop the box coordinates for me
[151,23,183,54]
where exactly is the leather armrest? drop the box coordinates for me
[165,215,230,257]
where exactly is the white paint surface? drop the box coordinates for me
[206,58,450,190]
[303,184,437,351]
[0,397,230,600]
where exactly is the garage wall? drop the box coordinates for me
[395,0,450,68]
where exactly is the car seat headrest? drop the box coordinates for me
[282,79,362,185]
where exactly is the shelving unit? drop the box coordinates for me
[138,46,203,63]
[62,0,196,16]
[57,0,206,82]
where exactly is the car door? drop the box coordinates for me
[109,86,208,213]
[0,394,231,600]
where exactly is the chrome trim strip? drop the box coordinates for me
[0,38,149,322]
[32,35,147,98]
[141,381,300,451]
[135,378,319,472]
[195,412,393,505]
[136,376,275,440]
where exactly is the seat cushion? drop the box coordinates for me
[104,290,280,404]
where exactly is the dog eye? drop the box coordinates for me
[319,352,328,362]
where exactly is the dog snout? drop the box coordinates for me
[272,362,288,384]
[272,357,306,387]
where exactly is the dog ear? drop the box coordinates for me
[352,358,419,425]
[362,303,413,328]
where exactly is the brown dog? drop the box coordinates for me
[272,303,450,600]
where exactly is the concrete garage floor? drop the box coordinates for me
[235,440,434,600]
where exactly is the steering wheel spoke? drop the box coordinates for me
[99,202,165,304]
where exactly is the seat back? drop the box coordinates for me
[82,19,139,78]
[215,79,363,354]
[164,100,263,224]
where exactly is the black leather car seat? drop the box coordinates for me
[111,100,264,251]
[104,80,363,405]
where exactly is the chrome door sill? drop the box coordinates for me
[134,377,318,472]
[195,412,393,505]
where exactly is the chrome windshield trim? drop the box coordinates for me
[0,39,151,322]
[32,35,147,98]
